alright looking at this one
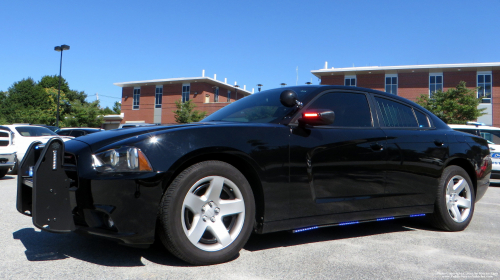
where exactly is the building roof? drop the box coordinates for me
[114,77,252,96]
[311,62,500,78]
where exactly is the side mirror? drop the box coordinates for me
[298,109,335,126]
[280,90,299,107]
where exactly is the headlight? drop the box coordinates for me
[92,147,153,173]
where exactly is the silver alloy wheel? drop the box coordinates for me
[181,176,245,251]
[445,175,472,223]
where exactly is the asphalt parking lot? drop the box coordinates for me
[1,175,499,279]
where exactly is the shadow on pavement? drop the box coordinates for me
[13,217,435,266]
[12,228,188,267]
[244,217,434,252]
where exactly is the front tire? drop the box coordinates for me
[158,161,255,265]
[430,165,475,231]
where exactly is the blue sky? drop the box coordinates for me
[1,0,499,108]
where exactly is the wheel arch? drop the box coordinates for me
[444,157,477,195]
[161,149,266,230]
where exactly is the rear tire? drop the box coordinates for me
[430,166,475,231]
[158,161,255,265]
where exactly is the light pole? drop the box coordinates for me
[54,44,70,127]
[257,84,263,92]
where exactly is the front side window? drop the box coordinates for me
[385,75,398,95]
[375,97,428,128]
[214,87,219,102]
[133,88,140,110]
[345,76,356,87]
[155,86,163,108]
[306,92,373,127]
[478,73,492,103]
[182,84,190,103]
[429,74,443,96]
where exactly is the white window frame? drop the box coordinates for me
[133,87,140,110]
[429,72,443,97]
[155,85,163,108]
[385,74,398,95]
[477,71,492,103]
[182,83,190,103]
[345,75,356,87]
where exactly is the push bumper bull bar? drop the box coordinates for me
[16,138,76,233]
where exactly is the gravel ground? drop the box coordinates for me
[1,175,499,279]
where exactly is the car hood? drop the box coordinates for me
[70,122,279,152]
[70,123,212,152]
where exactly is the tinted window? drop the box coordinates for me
[15,126,57,136]
[203,87,315,123]
[57,130,71,136]
[375,97,419,128]
[71,130,85,137]
[414,110,430,128]
[307,92,372,127]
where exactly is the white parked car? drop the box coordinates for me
[0,125,73,174]
[448,123,500,180]
[0,129,16,178]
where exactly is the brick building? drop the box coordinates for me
[114,76,252,125]
[312,62,500,126]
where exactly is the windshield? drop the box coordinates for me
[202,87,315,123]
[15,126,58,137]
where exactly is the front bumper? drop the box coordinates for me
[0,152,16,169]
[16,138,164,245]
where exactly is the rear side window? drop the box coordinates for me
[306,92,373,127]
[375,97,428,128]
[414,110,430,128]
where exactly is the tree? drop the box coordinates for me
[62,100,104,127]
[0,75,106,127]
[101,101,121,115]
[112,101,121,114]
[173,100,206,123]
[416,81,485,124]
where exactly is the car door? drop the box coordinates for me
[288,90,388,219]
[373,96,448,208]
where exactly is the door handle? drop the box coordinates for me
[434,139,444,146]
[370,143,384,151]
